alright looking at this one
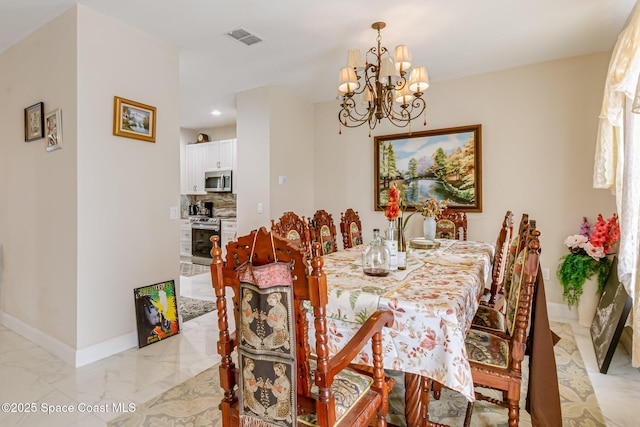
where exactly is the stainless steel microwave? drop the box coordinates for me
[205,169,232,192]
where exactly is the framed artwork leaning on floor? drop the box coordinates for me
[590,257,632,374]
[134,280,180,348]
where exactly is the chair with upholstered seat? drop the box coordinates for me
[271,211,312,260]
[435,208,467,240]
[472,214,530,336]
[210,228,395,427]
[339,208,363,249]
[463,228,541,427]
[308,209,338,255]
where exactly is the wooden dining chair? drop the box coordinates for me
[271,211,312,260]
[479,210,515,310]
[308,209,338,255]
[339,208,363,249]
[210,228,395,427]
[434,208,467,240]
[463,228,542,427]
[472,214,530,337]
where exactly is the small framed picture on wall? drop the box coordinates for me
[45,109,62,152]
[24,102,44,142]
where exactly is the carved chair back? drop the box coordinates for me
[464,227,541,426]
[271,211,312,260]
[486,210,515,306]
[210,228,394,427]
[435,208,468,240]
[339,209,363,249]
[308,209,338,255]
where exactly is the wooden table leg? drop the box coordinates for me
[404,373,424,427]
[405,374,453,427]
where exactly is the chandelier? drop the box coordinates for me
[337,22,429,134]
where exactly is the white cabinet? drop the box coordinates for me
[206,139,235,170]
[183,139,236,195]
[220,219,237,257]
[217,139,234,170]
[185,143,206,194]
[180,219,192,258]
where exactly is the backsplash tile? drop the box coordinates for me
[180,193,236,218]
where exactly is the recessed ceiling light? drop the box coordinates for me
[211,110,222,116]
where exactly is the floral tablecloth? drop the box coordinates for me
[313,239,494,402]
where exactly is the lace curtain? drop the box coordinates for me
[594,1,640,367]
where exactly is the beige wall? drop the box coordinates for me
[0,7,79,348]
[75,6,180,352]
[314,53,617,309]
[198,125,236,141]
[0,5,180,365]
[235,86,315,235]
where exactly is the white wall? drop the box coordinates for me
[197,125,236,141]
[236,86,315,235]
[236,87,271,234]
[269,87,315,220]
[0,5,180,365]
[76,5,180,353]
[0,7,79,347]
[314,53,617,309]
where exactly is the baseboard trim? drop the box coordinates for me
[0,311,137,367]
[76,331,138,367]
[547,301,578,322]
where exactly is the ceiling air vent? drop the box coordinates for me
[227,28,262,46]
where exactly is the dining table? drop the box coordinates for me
[312,238,494,426]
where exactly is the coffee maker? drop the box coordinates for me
[188,204,198,216]
[203,202,214,217]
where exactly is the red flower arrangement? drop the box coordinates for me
[385,184,402,221]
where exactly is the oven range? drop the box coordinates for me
[190,216,220,265]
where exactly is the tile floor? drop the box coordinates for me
[1,272,639,426]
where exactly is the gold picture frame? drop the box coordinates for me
[113,96,156,143]
[374,124,483,212]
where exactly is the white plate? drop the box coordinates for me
[409,238,441,250]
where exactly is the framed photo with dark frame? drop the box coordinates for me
[24,102,44,142]
[134,280,180,348]
[590,257,632,374]
[113,96,156,143]
[374,124,482,212]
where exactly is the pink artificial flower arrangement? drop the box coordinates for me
[557,213,620,307]
[563,214,620,260]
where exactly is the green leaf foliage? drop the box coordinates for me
[556,253,612,307]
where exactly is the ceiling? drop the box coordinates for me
[0,0,636,130]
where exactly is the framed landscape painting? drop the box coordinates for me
[374,124,482,212]
[113,96,156,142]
